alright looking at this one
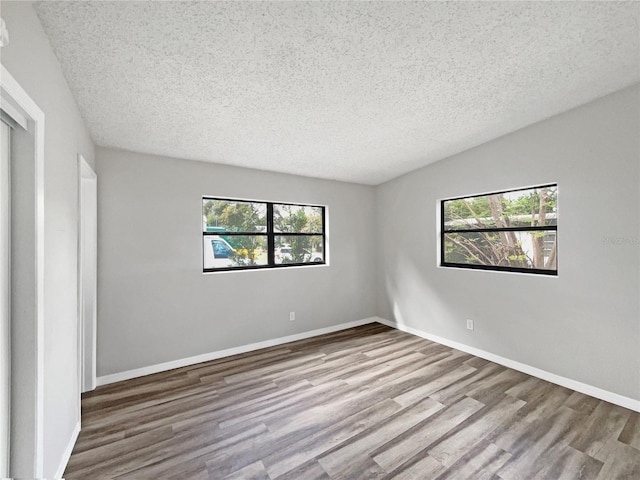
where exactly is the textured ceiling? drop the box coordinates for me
[34,1,640,185]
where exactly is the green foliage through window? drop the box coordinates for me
[203,198,325,271]
[441,185,557,275]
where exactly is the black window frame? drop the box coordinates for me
[202,197,326,273]
[440,184,558,276]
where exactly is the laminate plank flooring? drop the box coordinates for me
[65,323,640,479]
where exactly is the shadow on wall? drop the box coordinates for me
[384,252,526,361]
[386,253,451,331]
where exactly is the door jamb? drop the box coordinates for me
[77,154,97,394]
[1,64,45,478]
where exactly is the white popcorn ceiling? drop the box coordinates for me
[34,1,639,185]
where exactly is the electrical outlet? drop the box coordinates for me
[289,311,295,322]
[466,319,474,331]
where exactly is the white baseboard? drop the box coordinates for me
[96,316,639,413]
[97,317,382,386]
[377,318,640,413]
[54,420,80,479]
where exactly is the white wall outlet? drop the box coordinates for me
[289,311,295,322]
[466,319,474,331]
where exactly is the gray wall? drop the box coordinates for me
[1,2,96,477]
[376,84,640,401]
[2,4,638,475]
[95,148,377,376]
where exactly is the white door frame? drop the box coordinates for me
[0,116,11,479]
[1,64,45,478]
[78,155,97,393]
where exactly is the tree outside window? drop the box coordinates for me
[442,185,557,275]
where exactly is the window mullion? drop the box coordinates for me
[267,203,275,266]
[444,225,557,234]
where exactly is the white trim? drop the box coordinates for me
[97,317,381,386]
[1,65,45,477]
[202,262,329,275]
[77,155,97,395]
[0,97,28,130]
[98,315,640,411]
[0,114,10,479]
[377,318,640,413]
[54,421,79,480]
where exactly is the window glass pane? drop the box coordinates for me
[203,235,268,269]
[274,235,324,264]
[274,204,323,233]
[203,199,267,233]
[444,230,557,270]
[202,197,326,272]
[444,186,557,231]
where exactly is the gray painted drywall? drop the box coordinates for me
[95,148,377,376]
[1,2,96,477]
[2,5,638,477]
[376,84,640,400]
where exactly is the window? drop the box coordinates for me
[202,197,326,272]
[441,184,557,275]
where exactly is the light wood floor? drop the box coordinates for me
[66,323,640,479]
